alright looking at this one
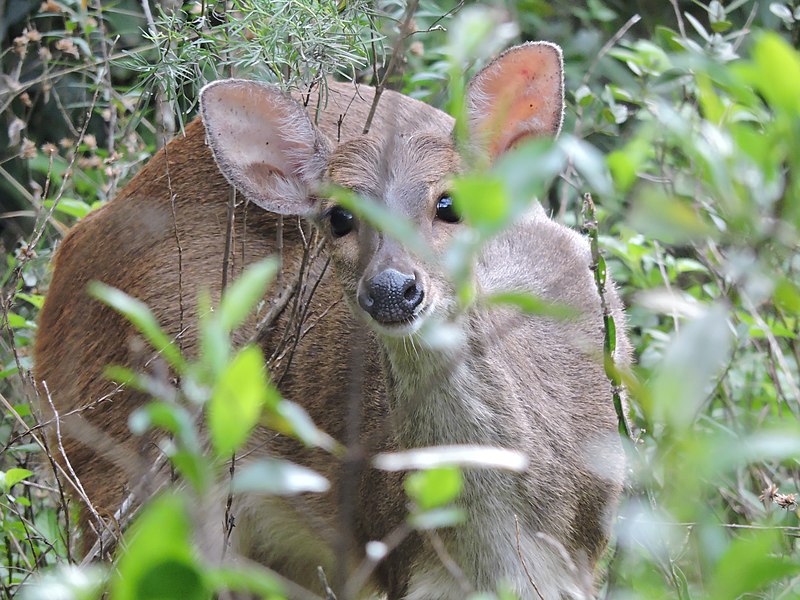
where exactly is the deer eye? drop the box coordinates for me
[435,194,460,223]
[328,206,354,237]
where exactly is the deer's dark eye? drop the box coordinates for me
[329,206,354,237]
[435,194,460,223]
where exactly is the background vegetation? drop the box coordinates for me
[1,0,799,598]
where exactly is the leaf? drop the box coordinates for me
[6,312,36,329]
[751,32,800,113]
[769,2,794,23]
[646,304,733,430]
[559,136,613,196]
[484,291,579,320]
[111,493,208,600]
[208,345,269,457]
[774,277,800,314]
[708,529,799,598]
[44,197,93,219]
[374,445,528,472]
[452,175,510,234]
[1,468,33,490]
[15,292,44,309]
[408,507,466,531]
[218,259,278,332]
[628,186,715,244]
[232,459,330,495]
[19,565,106,600]
[405,467,463,510]
[264,399,338,452]
[89,282,187,374]
[329,186,433,262]
[208,565,285,597]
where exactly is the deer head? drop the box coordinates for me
[200,43,564,337]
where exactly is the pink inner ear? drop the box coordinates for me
[469,44,564,159]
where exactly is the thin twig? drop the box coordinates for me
[362,0,420,134]
[514,515,545,600]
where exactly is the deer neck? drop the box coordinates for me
[379,315,521,450]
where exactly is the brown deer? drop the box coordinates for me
[34,42,630,599]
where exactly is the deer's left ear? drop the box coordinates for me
[465,42,564,161]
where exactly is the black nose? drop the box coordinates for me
[358,269,424,324]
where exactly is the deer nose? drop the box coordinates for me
[358,269,424,324]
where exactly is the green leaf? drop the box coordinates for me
[452,175,510,234]
[405,467,463,510]
[708,529,799,598]
[560,136,613,196]
[750,32,800,114]
[199,291,229,381]
[484,292,579,320]
[646,304,733,430]
[774,277,800,315]
[89,282,187,374]
[329,186,433,262]
[264,400,338,452]
[208,565,285,597]
[218,259,278,332]
[6,312,36,329]
[232,459,330,496]
[111,493,208,600]
[1,468,33,490]
[15,292,44,309]
[629,187,715,244]
[44,197,93,219]
[208,345,269,457]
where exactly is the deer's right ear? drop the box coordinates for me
[200,80,331,216]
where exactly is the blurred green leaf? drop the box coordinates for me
[111,494,208,600]
[452,175,510,234]
[748,32,800,113]
[208,345,269,457]
[708,529,799,598]
[15,292,44,309]
[774,278,800,315]
[629,187,715,244]
[44,198,93,219]
[405,466,463,510]
[646,304,733,430]
[6,312,36,329]
[484,291,579,319]
[264,400,338,452]
[329,186,433,262]
[89,282,187,374]
[208,565,285,598]
[218,259,278,332]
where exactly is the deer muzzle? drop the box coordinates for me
[357,268,424,325]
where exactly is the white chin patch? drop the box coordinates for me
[369,313,426,338]
[368,299,435,338]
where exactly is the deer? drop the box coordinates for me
[34,42,630,599]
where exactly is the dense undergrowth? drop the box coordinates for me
[1,0,799,598]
